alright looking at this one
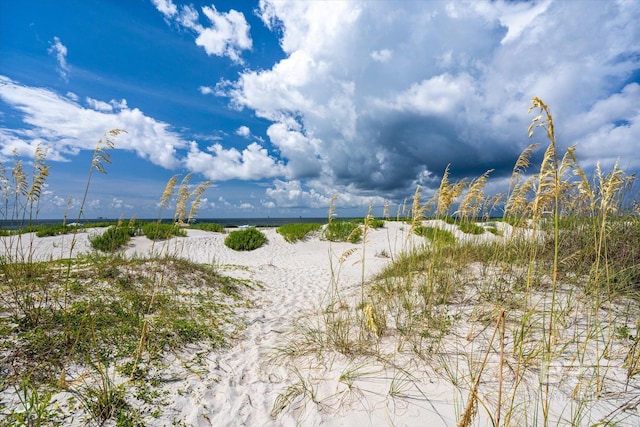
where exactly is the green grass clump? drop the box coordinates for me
[190,222,225,233]
[324,221,361,243]
[277,223,322,242]
[141,222,186,241]
[89,225,136,252]
[414,226,456,245]
[457,221,485,235]
[352,217,385,229]
[224,227,267,251]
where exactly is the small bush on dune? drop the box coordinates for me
[458,221,485,235]
[324,221,362,243]
[89,225,135,252]
[141,222,186,241]
[190,222,225,233]
[414,226,456,245]
[352,217,385,229]
[224,227,266,251]
[277,223,322,243]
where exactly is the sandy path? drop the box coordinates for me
[140,224,417,426]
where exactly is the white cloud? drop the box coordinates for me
[266,122,322,178]
[151,0,177,18]
[264,180,330,209]
[370,49,392,63]
[153,2,252,63]
[0,75,182,168]
[235,125,251,137]
[184,141,284,181]
[381,73,475,115]
[110,99,128,110]
[218,0,639,206]
[476,0,552,45]
[111,197,133,210]
[48,37,70,81]
[196,6,252,62]
[86,97,113,112]
[199,86,215,95]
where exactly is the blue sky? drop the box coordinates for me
[1,0,639,219]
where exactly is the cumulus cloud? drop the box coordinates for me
[48,36,70,81]
[199,85,215,95]
[153,0,252,63]
[184,141,284,181]
[235,125,251,137]
[86,97,113,112]
[111,197,133,210]
[214,0,639,206]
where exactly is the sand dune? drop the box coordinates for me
[2,221,638,426]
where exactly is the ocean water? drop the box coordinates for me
[0,217,331,230]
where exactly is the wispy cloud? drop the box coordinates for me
[0,75,183,168]
[48,36,70,81]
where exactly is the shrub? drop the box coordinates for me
[190,222,225,233]
[414,226,456,245]
[324,221,361,243]
[224,227,266,251]
[352,217,385,229]
[89,226,133,252]
[458,221,485,235]
[277,223,322,243]
[141,222,186,241]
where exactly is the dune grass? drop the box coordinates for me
[276,222,322,243]
[272,98,640,426]
[189,222,225,233]
[323,220,362,243]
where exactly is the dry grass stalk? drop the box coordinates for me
[434,165,467,217]
[27,144,49,203]
[173,173,192,224]
[159,175,178,211]
[328,194,338,223]
[187,181,212,223]
[505,143,538,218]
[458,169,493,220]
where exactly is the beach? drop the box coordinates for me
[1,221,639,426]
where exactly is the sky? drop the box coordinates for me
[1,0,639,220]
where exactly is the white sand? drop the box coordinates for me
[2,222,638,426]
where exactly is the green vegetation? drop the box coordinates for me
[276,222,322,242]
[413,225,456,245]
[224,227,267,251]
[457,220,485,235]
[190,222,225,233]
[141,222,186,240]
[323,220,362,243]
[89,222,137,252]
[0,130,247,425]
[351,217,385,229]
